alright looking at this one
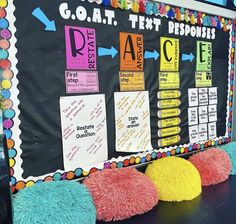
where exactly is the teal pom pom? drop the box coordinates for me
[152,2,159,15]
[13,181,96,224]
[145,2,153,15]
[219,142,236,175]
[180,7,185,14]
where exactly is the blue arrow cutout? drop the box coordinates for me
[182,53,195,62]
[144,50,159,61]
[98,46,118,58]
[32,7,56,32]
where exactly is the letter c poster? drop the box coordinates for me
[160,37,179,71]
[65,26,97,70]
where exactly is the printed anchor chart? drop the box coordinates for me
[11,0,233,183]
[188,41,217,143]
[157,37,182,147]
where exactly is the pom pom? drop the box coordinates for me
[159,4,166,15]
[184,10,189,23]
[180,7,185,14]
[190,14,196,25]
[211,16,217,27]
[217,19,222,29]
[189,148,231,186]
[83,168,158,221]
[145,2,153,15]
[13,181,96,224]
[167,8,175,18]
[152,2,159,15]
[119,0,128,10]
[175,8,181,21]
[139,1,145,14]
[111,0,118,8]
[145,157,202,202]
[131,0,139,13]
[102,0,110,6]
[197,12,202,26]
[219,142,236,175]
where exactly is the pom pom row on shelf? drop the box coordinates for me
[13,146,233,223]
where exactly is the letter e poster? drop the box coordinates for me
[114,91,152,152]
[59,94,108,170]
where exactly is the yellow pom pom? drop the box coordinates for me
[221,18,225,24]
[145,157,202,202]
[190,14,195,25]
[165,5,170,11]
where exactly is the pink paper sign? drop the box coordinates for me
[65,70,99,93]
[65,26,96,70]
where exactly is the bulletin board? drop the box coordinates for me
[3,0,235,191]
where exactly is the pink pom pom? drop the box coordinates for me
[83,168,158,221]
[189,148,232,186]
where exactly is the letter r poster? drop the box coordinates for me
[65,26,97,70]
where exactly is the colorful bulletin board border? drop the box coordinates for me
[3,0,236,193]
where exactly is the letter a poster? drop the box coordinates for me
[120,32,144,71]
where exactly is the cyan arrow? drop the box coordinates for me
[32,7,56,32]
[182,53,194,62]
[144,50,159,61]
[98,46,118,58]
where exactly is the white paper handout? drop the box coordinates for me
[198,88,208,105]
[188,88,199,107]
[208,122,217,139]
[208,104,217,122]
[59,94,108,170]
[114,91,152,152]
[199,106,208,123]
[189,125,199,144]
[188,107,198,126]
[209,87,218,105]
[198,123,208,142]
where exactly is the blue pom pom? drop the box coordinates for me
[102,0,110,7]
[216,20,221,30]
[13,181,96,224]
[167,8,175,18]
[219,142,236,175]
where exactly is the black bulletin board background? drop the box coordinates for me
[14,0,229,178]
